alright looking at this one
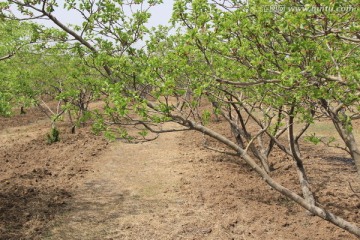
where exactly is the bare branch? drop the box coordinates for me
[140,121,190,133]
[0,53,15,61]
[338,35,360,43]
[216,77,280,86]
[244,124,270,153]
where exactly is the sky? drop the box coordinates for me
[30,0,175,29]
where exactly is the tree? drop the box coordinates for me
[141,0,360,234]
[3,0,360,237]
[0,19,39,116]
[0,18,106,138]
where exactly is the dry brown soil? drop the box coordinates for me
[0,107,359,239]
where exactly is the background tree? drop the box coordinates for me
[0,17,106,140]
[0,19,40,116]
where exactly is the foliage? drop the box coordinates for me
[47,126,60,144]
[0,20,36,116]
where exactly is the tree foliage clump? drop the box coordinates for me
[47,126,60,144]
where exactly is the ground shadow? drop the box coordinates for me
[0,184,72,240]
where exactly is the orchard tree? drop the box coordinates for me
[2,0,165,128]
[0,17,106,139]
[141,0,360,235]
[3,0,360,237]
[0,19,40,115]
[162,0,359,235]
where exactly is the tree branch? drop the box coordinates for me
[0,53,15,61]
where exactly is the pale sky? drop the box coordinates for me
[33,0,175,29]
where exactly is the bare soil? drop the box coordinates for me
[0,107,359,239]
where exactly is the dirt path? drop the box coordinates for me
[43,125,212,239]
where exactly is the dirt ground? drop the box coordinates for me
[0,107,359,240]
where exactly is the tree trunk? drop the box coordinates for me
[321,99,360,179]
[331,118,360,191]
[337,123,360,178]
[288,105,316,207]
[20,106,26,114]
